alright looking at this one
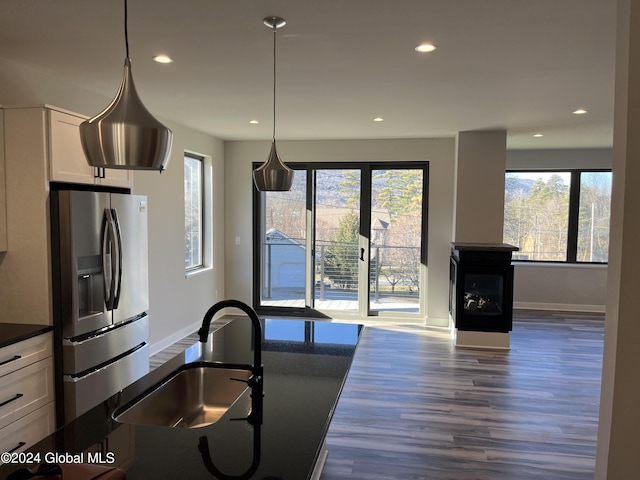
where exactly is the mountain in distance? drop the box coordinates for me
[505,176,535,197]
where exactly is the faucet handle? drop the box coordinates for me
[229,376,248,384]
[247,374,262,389]
[230,375,262,389]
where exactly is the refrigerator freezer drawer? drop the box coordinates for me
[62,316,149,375]
[63,344,149,422]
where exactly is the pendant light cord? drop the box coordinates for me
[272,23,277,142]
[124,0,130,59]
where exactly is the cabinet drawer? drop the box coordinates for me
[0,357,54,430]
[0,332,53,378]
[0,403,55,463]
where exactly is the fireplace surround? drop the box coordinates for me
[449,243,518,337]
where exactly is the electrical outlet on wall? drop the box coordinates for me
[235,236,241,245]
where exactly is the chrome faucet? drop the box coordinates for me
[198,299,263,425]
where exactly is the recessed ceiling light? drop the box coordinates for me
[533,133,544,137]
[573,108,588,115]
[249,120,259,124]
[153,55,173,64]
[415,43,437,53]
[373,117,384,122]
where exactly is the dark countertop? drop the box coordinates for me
[0,323,53,349]
[1,318,362,480]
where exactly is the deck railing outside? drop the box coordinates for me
[262,240,420,311]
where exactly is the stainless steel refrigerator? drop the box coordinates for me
[50,190,150,425]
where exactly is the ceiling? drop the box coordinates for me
[0,0,617,149]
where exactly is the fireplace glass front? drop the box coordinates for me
[463,274,504,316]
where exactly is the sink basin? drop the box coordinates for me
[113,364,251,428]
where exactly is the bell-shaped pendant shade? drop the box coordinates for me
[253,140,294,191]
[80,57,173,172]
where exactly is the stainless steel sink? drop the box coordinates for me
[113,364,251,428]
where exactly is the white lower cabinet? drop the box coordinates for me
[0,357,54,429]
[0,332,55,463]
[0,403,55,462]
[0,332,52,378]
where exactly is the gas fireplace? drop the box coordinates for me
[449,243,518,333]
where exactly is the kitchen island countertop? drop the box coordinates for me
[0,317,362,480]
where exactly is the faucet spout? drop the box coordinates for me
[198,299,262,372]
[198,299,264,424]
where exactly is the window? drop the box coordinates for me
[577,172,612,262]
[184,153,204,270]
[504,170,611,263]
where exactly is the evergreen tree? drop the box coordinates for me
[504,174,569,260]
[339,170,361,209]
[324,211,359,288]
[374,170,423,219]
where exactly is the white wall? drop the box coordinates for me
[0,108,53,325]
[132,120,225,353]
[0,57,111,118]
[513,263,607,312]
[507,148,612,312]
[454,130,507,243]
[507,147,612,170]
[596,1,640,474]
[224,138,456,326]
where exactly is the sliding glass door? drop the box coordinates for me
[254,162,428,320]
[313,169,362,313]
[369,168,425,314]
[258,170,307,309]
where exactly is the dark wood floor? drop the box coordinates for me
[320,311,604,480]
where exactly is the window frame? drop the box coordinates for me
[504,168,611,264]
[184,152,213,275]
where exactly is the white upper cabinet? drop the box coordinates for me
[48,109,94,184]
[48,108,133,188]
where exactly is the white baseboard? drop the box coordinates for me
[149,320,202,357]
[426,316,450,328]
[513,302,605,313]
[455,330,511,350]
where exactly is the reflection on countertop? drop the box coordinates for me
[0,318,362,480]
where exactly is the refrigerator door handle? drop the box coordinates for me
[111,208,124,309]
[102,208,118,311]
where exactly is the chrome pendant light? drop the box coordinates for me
[80,0,173,172]
[253,16,294,192]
